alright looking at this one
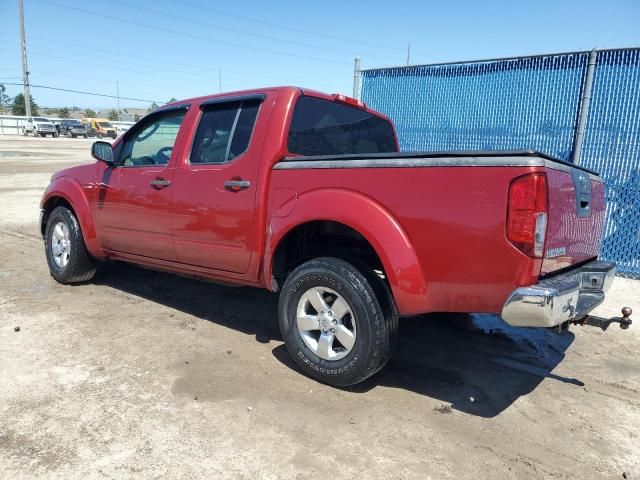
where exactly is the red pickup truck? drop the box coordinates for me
[40,86,627,386]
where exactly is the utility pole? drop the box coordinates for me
[18,0,32,117]
[116,81,120,121]
[406,42,411,66]
[353,56,361,100]
[218,68,222,94]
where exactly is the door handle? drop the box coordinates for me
[150,178,171,188]
[224,179,250,192]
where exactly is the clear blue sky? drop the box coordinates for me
[0,0,638,109]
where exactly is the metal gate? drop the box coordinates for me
[360,48,640,278]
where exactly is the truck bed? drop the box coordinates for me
[272,150,605,315]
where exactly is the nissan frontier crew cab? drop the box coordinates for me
[40,87,631,386]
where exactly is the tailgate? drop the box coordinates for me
[542,166,606,275]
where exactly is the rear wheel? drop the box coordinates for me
[279,257,397,386]
[44,206,97,284]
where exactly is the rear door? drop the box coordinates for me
[95,107,188,260]
[541,165,606,275]
[171,94,272,273]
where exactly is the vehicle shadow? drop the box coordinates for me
[273,313,579,418]
[96,262,580,418]
[94,262,281,344]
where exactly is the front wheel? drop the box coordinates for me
[279,257,397,386]
[44,206,97,283]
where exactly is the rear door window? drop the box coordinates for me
[287,96,397,156]
[190,100,261,164]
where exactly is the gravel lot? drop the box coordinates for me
[1,135,639,479]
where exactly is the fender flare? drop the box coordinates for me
[41,177,102,257]
[265,188,429,315]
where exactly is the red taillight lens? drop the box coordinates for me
[507,173,548,257]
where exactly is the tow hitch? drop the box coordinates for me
[571,307,633,331]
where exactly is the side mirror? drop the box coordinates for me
[91,141,114,165]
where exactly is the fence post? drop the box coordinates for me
[353,57,361,100]
[572,49,598,165]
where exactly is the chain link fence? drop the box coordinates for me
[361,48,640,278]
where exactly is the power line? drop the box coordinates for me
[171,0,407,53]
[107,0,399,62]
[36,0,352,66]
[2,82,160,103]
[23,38,312,85]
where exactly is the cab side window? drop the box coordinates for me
[119,110,186,167]
[190,100,260,164]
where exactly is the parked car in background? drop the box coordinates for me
[23,117,58,137]
[39,87,629,387]
[116,124,130,137]
[52,120,62,134]
[83,118,117,138]
[59,119,88,138]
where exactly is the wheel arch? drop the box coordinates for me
[265,188,429,315]
[40,179,102,257]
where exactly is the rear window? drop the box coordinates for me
[287,96,397,156]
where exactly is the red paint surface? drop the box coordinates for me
[541,169,605,274]
[41,86,606,317]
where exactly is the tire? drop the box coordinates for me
[22,128,27,136]
[53,132,59,138]
[44,206,97,284]
[279,257,397,386]
[83,135,88,139]
[71,134,76,138]
[98,132,103,139]
[32,129,38,137]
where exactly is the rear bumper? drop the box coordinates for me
[501,260,616,328]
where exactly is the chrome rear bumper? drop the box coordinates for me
[501,260,616,328]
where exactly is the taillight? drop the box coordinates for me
[507,173,548,258]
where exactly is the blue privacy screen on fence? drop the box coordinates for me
[361,48,640,277]
[579,49,640,278]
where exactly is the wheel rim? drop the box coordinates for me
[296,286,357,361]
[51,221,71,268]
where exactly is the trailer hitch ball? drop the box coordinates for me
[620,307,632,330]
[571,307,632,331]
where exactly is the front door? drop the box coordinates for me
[96,108,187,260]
[171,95,270,273]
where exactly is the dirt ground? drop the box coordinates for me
[1,135,639,480]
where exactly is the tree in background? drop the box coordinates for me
[147,102,159,113]
[133,114,141,121]
[107,109,119,121]
[58,107,70,118]
[84,108,96,118]
[167,98,177,103]
[11,93,39,116]
[0,84,11,114]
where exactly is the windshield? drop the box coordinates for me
[34,117,51,123]
[98,122,114,128]
[68,120,82,126]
